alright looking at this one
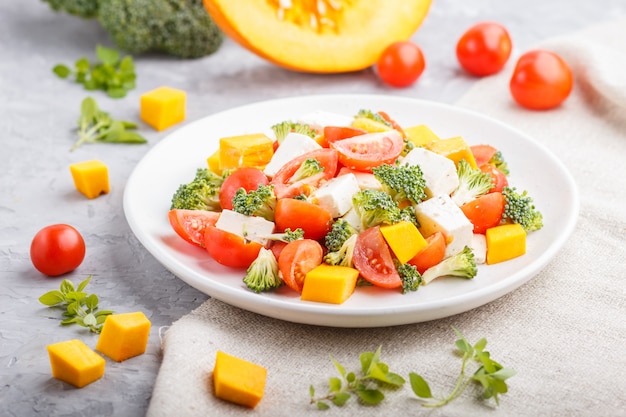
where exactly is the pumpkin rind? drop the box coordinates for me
[203,0,432,73]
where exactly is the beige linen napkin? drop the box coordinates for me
[147,18,626,417]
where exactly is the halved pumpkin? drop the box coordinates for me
[203,0,432,73]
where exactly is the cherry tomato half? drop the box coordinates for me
[407,231,446,274]
[456,22,512,76]
[480,163,508,193]
[204,225,263,268]
[509,49,574,110]
[277,239,323,293]
[323,126,366,144]
[377,41,426,88]
[330,130,404,172]
[274,198,333,241]
[219,167,269,210]
[460,192,505,234]
[271,149,338,199]
[168,209,220,248]
[353,227,402,289]
[30,224,86,276]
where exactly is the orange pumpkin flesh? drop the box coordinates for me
[203,0,432,73]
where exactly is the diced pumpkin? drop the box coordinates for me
[203,0,432,73]
[69,160,110,199]
[403,124,441,148]
[351,117,392,133]
[485,223,526,264]
[301,264,359,304]
[96,312,151,362]
[426,136,478,169]
[213,350,267,408]
[219,133,274,171]
[140,86,186,131]
[380,221,427,264]
[206,149,222,174]
[47,339,105,388]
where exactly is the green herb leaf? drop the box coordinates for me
[38,290,65,306]
[409,372,432,398]
[332,392,351,406]
[96,45,120,66]
[355,388,384,405]
[53,64,71,79]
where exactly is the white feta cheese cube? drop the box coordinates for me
[309,173,360,218]
[470,233,487,264]
[214,209,275,245]
[403,147,459,198]
[338,167,383,191]
[263,132,321,178]
[414,194,473,258]
[340,207,364,233]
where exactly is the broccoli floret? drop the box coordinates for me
[450,159,494,206]
[396,262,422,294]
[271,121,317,144]
[501,186,543,231]
[243,248,283,293]
[372,163,427,205]
[42,0,100,19]
[490,150,510,176]
[231,184,277,221]
[355,109,393,128]
[262,228,305,243]
[352,189,402,229]
[98,0,223,58]
[170,168,226,211]
[422,246,477,285]
[324,219,358,252]
[398,206,420,229]
[324,234,357,267]
[288,158,324,184]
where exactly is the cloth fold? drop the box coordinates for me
[147,18,626,417]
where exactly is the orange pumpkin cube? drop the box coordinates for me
[47,339,105,388]
[96,312,151,362]
[213,351,267,408]
[69,160,110,199]
[140,86,186,131]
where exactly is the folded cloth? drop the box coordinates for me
[147,18,626,417]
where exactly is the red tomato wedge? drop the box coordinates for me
[470,144,499,167]
[168,209,220,248]
[323,126,367,144]
[219,167,269,210]
[330,130,404,172]
[353,227,402,289]
[274,198,333,240]
[460,192,506,234]
[377,111,406,136]
[204,225,263,268]
[278,239,324,293]
[408,232,446,274]
[271,148,338,199]
[480,163,508,193]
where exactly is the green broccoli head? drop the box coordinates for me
[98,0,223,58]
[271,121,317,144]
[396,262,422,294]
[170,168,226,211]
[231,184,277,221]
[263,227,305,243]
[243,247,283,293]
[372,163,427,205]
[502,186,543,231]
[450,159,494,206]
[323,234,357,268]
[288,158,324,184]
[352,189,402,229]
[42,0,100,19]
[422,246,477,285]
[324,219,358,252]
[490,150,510,176]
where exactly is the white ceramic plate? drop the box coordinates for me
[123,94,578,327]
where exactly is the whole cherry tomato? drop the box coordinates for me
[509,49,574,110]
[30,224,86,276]
[456,22,512,76]
[376,41,426,88]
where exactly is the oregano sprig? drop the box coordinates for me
[53,45,136,98]
[39,275,113,334]
[409,327,516,407]
[309,346,405,409]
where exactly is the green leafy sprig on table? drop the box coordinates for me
[39,275,113,334]
[310,327,516,410]
[53,44,136,98]
[71,96,147,151]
